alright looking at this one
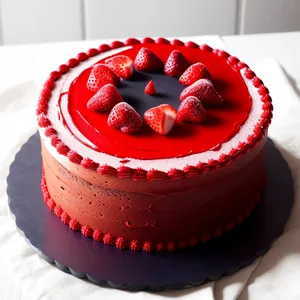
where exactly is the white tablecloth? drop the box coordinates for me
[1,35,300,300]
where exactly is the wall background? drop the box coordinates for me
[0,0,300,45]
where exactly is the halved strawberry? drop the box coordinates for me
[144,104,177,135]
[134,47,163,72]
[105,55,134,79]
[144,80,156,95]
[87,84,123,112]
[164,50,189,77]
[177,96,207,124]
[108,102,142,134]
[86,64,120,92]
[180,79,223,105]
[179,62,211,86]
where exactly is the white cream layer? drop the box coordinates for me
[39,47,263,172]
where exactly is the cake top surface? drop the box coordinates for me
[65,43,251,160]
[37,38,272,179]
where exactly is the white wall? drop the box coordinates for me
[84,0,237,39]
[0,0,300,45]
[1,0,84,44]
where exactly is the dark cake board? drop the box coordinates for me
[7,133,294,291]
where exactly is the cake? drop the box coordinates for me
[37,37,273,252]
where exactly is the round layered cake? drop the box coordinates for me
[37,37,273,252]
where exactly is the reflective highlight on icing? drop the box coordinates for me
[57,93,98,150]
[62,44,252,159]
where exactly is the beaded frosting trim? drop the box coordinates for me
[41,167,262,252]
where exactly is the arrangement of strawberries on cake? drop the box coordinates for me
[87,46,221,135]
[37,38,273,252]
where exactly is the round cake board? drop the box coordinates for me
[7,133,294,291]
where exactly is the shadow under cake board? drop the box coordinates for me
[7,133,294,291]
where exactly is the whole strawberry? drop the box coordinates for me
[179,62,211,86]
[164,50,189,77]
[87,84,123,112]
[86,64,120,92]
[180,79,223,105]
[108,102,143,134]
[144,104,177,135]
[105,55,134,79]
[177,96,207,124]
[134,47,163,72]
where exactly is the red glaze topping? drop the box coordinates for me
[61,43,252,160]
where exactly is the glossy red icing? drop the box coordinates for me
[64,43,252,159]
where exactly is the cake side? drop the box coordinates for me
[41,134,267,251]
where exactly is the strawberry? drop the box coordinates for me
[105,55,134,79]
[144,80,156,95]
[144,104,177,135]
[177,96,207,124]
[108,102,142,134]
[134,47,163,72]
[164,50,189,77]
[179,62,211,86]
[87,84,123,112]
[86,64,120,92]
[180,79,223,105]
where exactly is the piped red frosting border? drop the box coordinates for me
[41,167,262,252]
[37,37,273,181]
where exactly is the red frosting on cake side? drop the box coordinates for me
[40,145,264,252]
[41,131,267,252]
